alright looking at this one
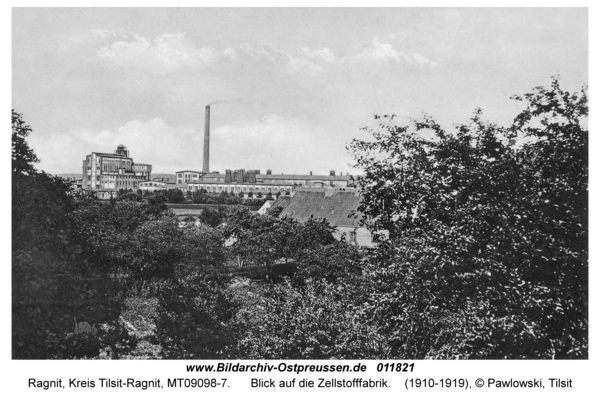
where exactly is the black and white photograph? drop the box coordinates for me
[11,3,589,372]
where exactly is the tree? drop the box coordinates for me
[12,110,74,252]
[231,278,384,359]
[122,217,184,280]
[12,110,38,175]
[267,205,284,217]
[348,79,588,358]
[149,222,234,358]
[193,189,207,204]
[218,190,229,203]
[118,192,141,202]
[146,192,169,215]
[167,189,186,203]
[227,212,338,282]
[199,206,227,227]
[12,111,132,359]
[292,241,362,284]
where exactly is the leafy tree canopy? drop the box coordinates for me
[12,110,39,175]
[348,78,588,358]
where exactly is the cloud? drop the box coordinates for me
[67,29,120,45]
[298,47,336,63]
[234,41,437,72]
[222,47,236,58]
[30,118,201,174]
[411,52,438,67]
[363,39,410,62]
[352,39,438,67]
[30,114,356,175]
[232,40,437,73]
[235,44,330,74]
[32,111,353,175]
[68,30,435,77]
[96,33,214,73]
[60,29,122,51]
[93,38,332,75]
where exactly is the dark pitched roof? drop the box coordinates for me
[278,190,363,228]
[270,195,292,210]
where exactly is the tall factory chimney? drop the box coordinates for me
[203,105,210,173]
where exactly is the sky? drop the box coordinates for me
[12,8,588,176]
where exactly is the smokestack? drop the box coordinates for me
[203,105,210,173]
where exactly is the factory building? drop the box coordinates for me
[138,180,188,193]
[82,145,152,192]
[182,169,354,195]
[178,104,355,196]
[176,170,203,185]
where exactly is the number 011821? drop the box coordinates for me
[376,363,414,372]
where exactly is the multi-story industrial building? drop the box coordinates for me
[175,170,203,185]
[82,145,152,193]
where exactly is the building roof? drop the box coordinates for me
[257,174,353,181]
[91,152,130,158]
[293,186,359,193]
[197,173,225,178]
[277,190,363,228]
[175,170,204,174]
[270,195,292,210]
[188,172,353,182]
[188,181,295,187]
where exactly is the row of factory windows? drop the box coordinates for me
[86,180,136,188]
[198,179,345,186]
[98,165,148,172]
[140,182,165,187]
[197,177,222,182]
[189,184,292,193]
[89,167,144,175]
[89,174,147,180]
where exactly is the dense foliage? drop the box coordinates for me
[348,79,587,358]
[12,111,132,359]
[12,79,587,359]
